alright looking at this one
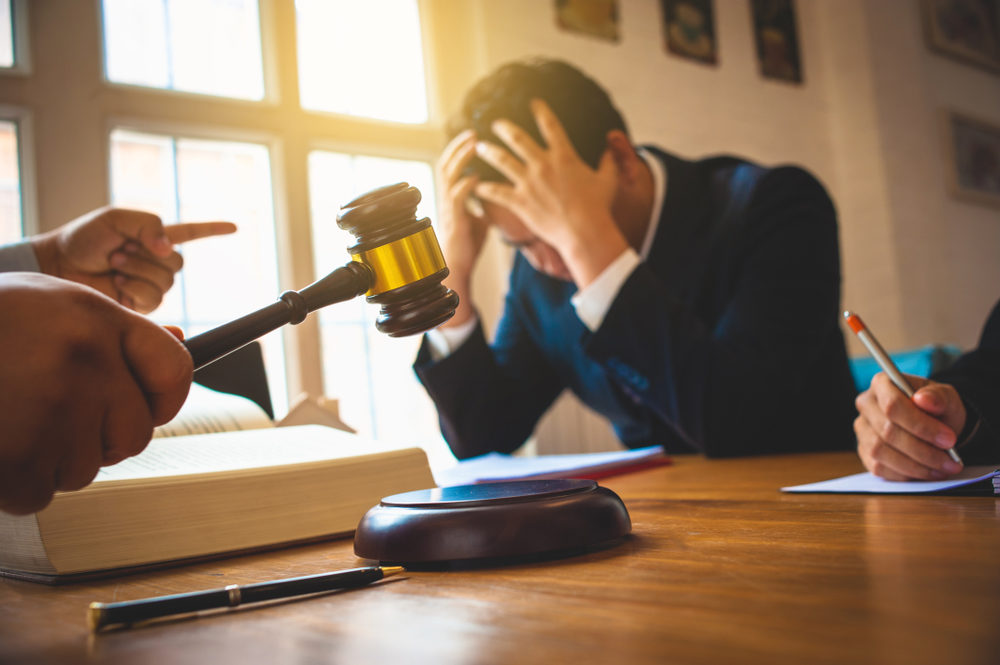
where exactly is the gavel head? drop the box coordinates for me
[337,183,459,337]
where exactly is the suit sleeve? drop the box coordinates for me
[583,167,850,456]
[933,298,1000,464]
[0,241,40,272]
[414,266,565,459]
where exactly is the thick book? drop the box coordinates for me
[0,419,435,584]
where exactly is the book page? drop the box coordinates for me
[96,425,400,483]
[153,383,274,438]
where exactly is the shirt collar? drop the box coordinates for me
[637,147,666,259]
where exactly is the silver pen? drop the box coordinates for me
[844,311,962,464]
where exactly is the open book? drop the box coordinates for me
[0,387,435,584]
[153,383,352,437]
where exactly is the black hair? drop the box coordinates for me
[449,58,629,182]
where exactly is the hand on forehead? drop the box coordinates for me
[486,100,576,164]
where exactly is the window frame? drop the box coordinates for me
[0,104,37,237]
[0,0,481,416]
[0,0,36,239]
[96,0,276,105]
[6,0,32,75]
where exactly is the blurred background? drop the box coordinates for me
[0,0,996,457]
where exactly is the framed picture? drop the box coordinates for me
[750,0,803,83]
[660,0,717,65]
[554,0,621,43]
[921,0,1000,73]
[943,111,1000,209]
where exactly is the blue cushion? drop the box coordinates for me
[849,344,964,392]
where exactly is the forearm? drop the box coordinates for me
[935,359,1000,464]
[415,321,562,459]
[559,213,630,289]
[933,300,1000,463]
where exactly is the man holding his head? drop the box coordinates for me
[414,58,857,460]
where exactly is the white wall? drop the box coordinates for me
[863,0,1000,349]
[451,0,1000,452]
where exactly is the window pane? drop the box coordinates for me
[0,1,13,68]
[102,0,265,100]
[110,129,286,413]
[297,0,428,123]
[308,150,438,442]
[0,120,22,243]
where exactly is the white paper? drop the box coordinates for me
[781,465,999,494]
[434,445,668,487]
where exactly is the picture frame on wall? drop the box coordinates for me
[554,0,621,43]
[943,111,1000,209]
[921,0,1000,74]
[750,0,803,83]
[660,0,718,65]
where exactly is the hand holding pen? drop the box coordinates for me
[845,311,967,481]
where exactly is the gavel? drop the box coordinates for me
[184,183,459,369]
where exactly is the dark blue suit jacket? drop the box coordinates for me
[935,298,1000,463]
[416,148,857,459]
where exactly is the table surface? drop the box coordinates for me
[2,452,998,665]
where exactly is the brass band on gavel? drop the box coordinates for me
[350,224,447,296]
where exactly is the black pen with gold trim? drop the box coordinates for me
[88,565,405,632]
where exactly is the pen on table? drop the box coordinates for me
[88,565,405,632]
[843,310,963,464]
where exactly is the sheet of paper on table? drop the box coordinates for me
[434,445,670,487]
[781,466,999,495]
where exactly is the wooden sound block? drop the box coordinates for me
[353,479,631,565]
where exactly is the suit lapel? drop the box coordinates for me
[641,147,715,297]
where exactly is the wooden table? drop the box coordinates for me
[2,452,998,665]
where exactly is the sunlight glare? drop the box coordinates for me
[296,0,428,123]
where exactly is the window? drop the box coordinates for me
[308,150,437,439]
[0,0,25,242]
[0,119,21,242]
[0,1,13,68]
[296,0,428,123]
[109,128,287,413]
[101,0,265,100]
[3,1,468,457]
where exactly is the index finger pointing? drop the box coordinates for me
[164,221,238,244]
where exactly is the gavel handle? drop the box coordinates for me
[184,262,373,370]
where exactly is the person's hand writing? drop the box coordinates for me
[31,207,237,313]
[434,129,489,326]
[854,372,966,480]
[473,99,625,287]
[0,273,193,515]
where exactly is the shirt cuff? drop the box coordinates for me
[570,249,640,332]
[0,240,40,273]
[424,315,479,362]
